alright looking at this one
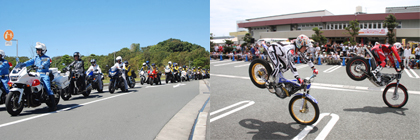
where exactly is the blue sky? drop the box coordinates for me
[0,0,209,58]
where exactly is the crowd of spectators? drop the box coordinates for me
[211,41,420,69]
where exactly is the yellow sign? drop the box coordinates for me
[4,30,14,41]
[402,39,406,46]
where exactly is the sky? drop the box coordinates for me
[211,0,419,37]
[0,0,210,58]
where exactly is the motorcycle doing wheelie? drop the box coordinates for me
[6,61,60,116]
[346,46,408,108]
[61,66,92,100]
[108,66,127,93]
[86,70,104,93]
[249,42,320,125]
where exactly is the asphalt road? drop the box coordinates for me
[209,59,420,140]
[0,80,200,139]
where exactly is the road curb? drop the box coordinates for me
[154,79,210,140]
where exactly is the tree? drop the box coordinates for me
[130,43,140,52]
[224,40,234,47]
[383,14,398,45]
[344,19,360,46]
[311,27,327,45]
[242,33,252,46]
[210,33,214,40]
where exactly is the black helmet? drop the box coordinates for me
[73,52,80,58]
[124,61,128,65]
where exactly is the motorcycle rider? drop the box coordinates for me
[86,59,103,92]
[64,52,86,93]
[20,42,56,111]
[140,63,147,71]
[0,50,10,96]
[168,61,173,70]
[371,42,403,83]
[124,61,133,86]
[114,56,128,91]
[264,34,318,98]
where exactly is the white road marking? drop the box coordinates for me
[211,73,420,95]
[210,61,232,64]
[0,91,132,128]
[292,113,339,140]
[409,69,420,78]
[296,65,309,70]
[315,113,340,140]
[311,85,367,93]
[234,64,250,67]
[173,83,186,88]
[322,66,339,73]
[145,84,169,88]
[404,69,414,78]
[324,66,341,73]
[213,62,242,66]
[210,100,255,122]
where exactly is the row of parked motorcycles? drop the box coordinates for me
[0,59,136,116]
[138,66,210,85]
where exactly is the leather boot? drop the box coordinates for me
[49,95,57,112]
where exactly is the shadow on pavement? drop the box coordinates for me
[16,104,79,117]
[239,119,318,140]
[69,94,103,100]
[343,106,408,116]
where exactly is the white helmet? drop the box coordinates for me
[375,42,380,46]
[35,42,47,54]
[296,34,311,49]
[168,61,172,65]
[142,63,146,66]
[116,56,122,61]
[394,42,402,49]
[0,50,4,59]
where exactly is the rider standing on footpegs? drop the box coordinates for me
[0,50,10,100]
[64,52,86,93]
[370,42,403,85]
[86,59,103,92]
[114,56,128,91]
[264,34,318,99]
[21,42,56,111]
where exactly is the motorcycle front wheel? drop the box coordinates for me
[61,88,72,101]
[109,81,115,94]
[130,78,135,88]
[249,58,272,88]
[289,95,319,125]
[346,56,370,81]
[98,82,103,93]
[5,91,24,116]
[383,83,408,108]
[46,91,60,108]
[149,77,154,85]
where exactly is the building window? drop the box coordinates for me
[319,26,323,30]
[369,23,372,29]
[379,23,382,29]
[310,24,313,27]
[373,23,377,29]
[397,21,402,28]
[335,24,338,30]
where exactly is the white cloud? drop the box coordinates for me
[211,0,419,36]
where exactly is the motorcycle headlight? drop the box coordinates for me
[10,76,19,81]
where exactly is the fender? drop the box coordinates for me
[295,93,318,104]
[10,88,24,104]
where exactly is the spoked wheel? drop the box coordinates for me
[383,83,408,108]
[289,95,320,125]
[249,58,272,88]
[346,56,370,81]
[5,91,24,116]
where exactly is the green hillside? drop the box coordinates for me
[6,38,210,73]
